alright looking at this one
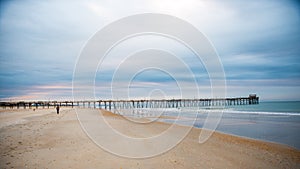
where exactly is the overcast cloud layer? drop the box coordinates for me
[0,0,299,101]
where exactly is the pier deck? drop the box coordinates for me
[0,95,259,110]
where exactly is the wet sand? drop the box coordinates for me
[0,108,299,168]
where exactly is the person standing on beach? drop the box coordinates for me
[56,105,60,114]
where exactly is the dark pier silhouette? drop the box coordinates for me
[0,94,259,110]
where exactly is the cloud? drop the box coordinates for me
[0,83,73,101]
[0,0,299,101]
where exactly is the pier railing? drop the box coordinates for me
[0,95,259,110]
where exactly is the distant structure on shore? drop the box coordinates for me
[0,94,259,110]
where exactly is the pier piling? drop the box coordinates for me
[0,94,259,110]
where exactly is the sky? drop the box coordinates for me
[0,0,299,101]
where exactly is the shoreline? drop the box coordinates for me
[155,117,300,151]
[1,108,299,168]
[1,107,299,149]
[1,108,299,149]
[140,108,300,150]
[161,118,300,151]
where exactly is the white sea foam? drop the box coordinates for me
[114,107,300,118]
[223,110,300,116]
[194,108,300,116]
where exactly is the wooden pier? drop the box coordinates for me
[0,94,259,110]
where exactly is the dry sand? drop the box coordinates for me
[0,108,299,169]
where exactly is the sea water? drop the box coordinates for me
[209,101,300,150]
[195,101,300,150]
[117,101,300,150]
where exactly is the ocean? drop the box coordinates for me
[116,101,300,150]
[203,101,300,150]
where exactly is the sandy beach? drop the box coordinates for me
[0,108,299,169]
